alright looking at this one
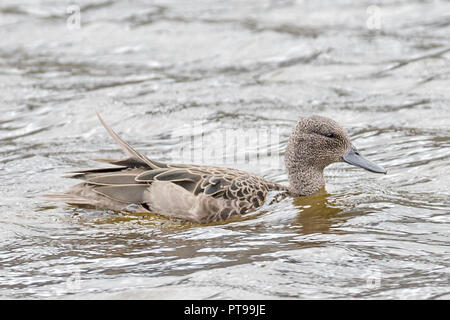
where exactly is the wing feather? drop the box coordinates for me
[93,185,149,203]
[136,168,199,183]
[86,173,140,185]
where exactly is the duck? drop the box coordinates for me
[46,112,386,223]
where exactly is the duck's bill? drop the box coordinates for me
[343,146,387,174]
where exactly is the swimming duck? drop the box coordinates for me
[47,112,386,223]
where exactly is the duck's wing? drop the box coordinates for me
[135,165,288,211]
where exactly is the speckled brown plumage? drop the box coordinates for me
[46,112,386,223]
[285,115,351,196]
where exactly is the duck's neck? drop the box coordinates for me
[284,136,325,197]
[286,163,325,197]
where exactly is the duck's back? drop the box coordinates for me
[48,158,288,223]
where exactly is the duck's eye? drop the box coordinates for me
[325,133,336,138]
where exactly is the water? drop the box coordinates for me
[0,0,449,299]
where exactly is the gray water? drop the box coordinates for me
[0,0,449,299]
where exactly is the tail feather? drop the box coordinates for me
[64,166,126,179]
[42,192,93,206]
[44,184,139,211]
[95,111,167,170]
[91,157,154,168]
[45,111,168,212]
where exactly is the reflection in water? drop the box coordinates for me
[291,189,343,234]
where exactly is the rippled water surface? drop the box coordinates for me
[1,0,449,299]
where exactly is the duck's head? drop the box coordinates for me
[285,115,386,196]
